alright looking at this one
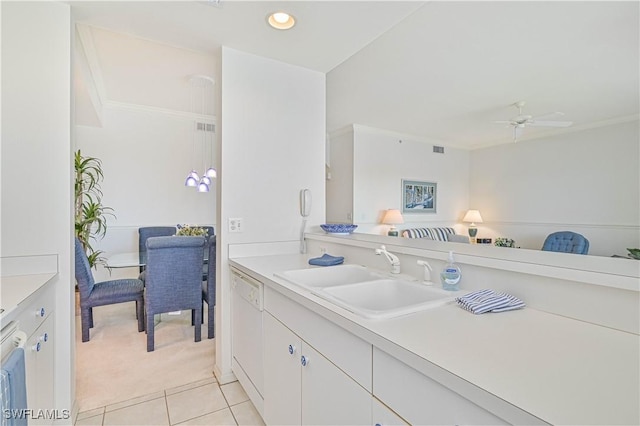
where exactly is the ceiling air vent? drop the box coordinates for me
[433,145,445,154]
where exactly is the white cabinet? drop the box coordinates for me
[15,282,56,425]
[25,314,55,425]
[263,312,371,425]
[372,397,408,426]
[263,312,301,425]
[373,347,509,425]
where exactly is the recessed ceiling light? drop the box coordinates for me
[267,12,296,30]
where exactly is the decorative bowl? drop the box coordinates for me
[320,224,358,235]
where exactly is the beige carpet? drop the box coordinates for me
[75,301,215,412]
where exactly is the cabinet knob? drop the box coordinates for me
[36,307,45,318]
[32,342,41,352]
[288,344,296,355]
[301,355,309,367]
[39,333,48,343]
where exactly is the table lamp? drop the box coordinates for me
[382,209,404,237]
[463,209,483,241]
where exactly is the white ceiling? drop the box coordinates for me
[71,1,639,149]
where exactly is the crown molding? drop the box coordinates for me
[103,100,216,122]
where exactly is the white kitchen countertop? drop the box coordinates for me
[229,253,640,425]
[1,273,57,324]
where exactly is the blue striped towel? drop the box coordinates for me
[1,348,27,426]
[456,289,525,314]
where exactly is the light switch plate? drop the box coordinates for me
[229,218,243,233]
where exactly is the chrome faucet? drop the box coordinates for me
[375,245,401,274]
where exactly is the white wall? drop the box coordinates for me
[216,47,326,382]
[329,125,470,235]
[1,0,74,412]
[469,121,640,255]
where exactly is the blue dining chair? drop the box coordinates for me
[74,238,145,342]
[144,236,205,352]
[138,226,176,274]
[200,226,215,281]
[541,231,590,255]
[203,235,216,339]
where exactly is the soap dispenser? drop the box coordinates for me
[440,251,462,291]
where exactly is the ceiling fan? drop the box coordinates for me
[495,101,573,142]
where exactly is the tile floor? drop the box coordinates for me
[75,301,264,425]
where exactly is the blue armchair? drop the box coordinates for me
[74,238,145,342]
[144,236,205,352]
[541,231,589,255]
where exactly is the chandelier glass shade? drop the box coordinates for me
[184,75,216,192]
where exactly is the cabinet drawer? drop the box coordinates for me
[264,286,372,391]
[16,282,55,338]
[373,347,508,426]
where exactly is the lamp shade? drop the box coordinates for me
[463,210,483,224]
[382,209,404,225]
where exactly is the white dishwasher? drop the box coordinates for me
[231,268,264,411]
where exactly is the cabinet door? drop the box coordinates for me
[25,314,55,425]
[301,342,371,426]
[263,312,302,425]
[374,348,508,425]
[372,397,408,426]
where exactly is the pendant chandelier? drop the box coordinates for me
[184,75,216,192]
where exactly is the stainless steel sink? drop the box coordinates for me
[276,265,462,319]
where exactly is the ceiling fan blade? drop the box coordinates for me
[532,111,564,121]
[528,120,573,128]
[513,125,523,142]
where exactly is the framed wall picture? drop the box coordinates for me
[402,180,437,213]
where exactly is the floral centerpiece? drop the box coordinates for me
[494,237,516,248]
[176,224,208,236]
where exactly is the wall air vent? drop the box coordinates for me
[433,145,445,154]
[196,122,215,132]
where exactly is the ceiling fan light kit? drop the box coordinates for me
[495,101,573,142]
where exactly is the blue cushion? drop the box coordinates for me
[402,227,455,241]
[541,231,589,255]
[74,238,95,298]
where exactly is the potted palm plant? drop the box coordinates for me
[74,149,115,268]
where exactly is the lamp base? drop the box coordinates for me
[387,229,399,237]
[468,226,478,243]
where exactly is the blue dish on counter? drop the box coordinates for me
[320,224,358,235]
